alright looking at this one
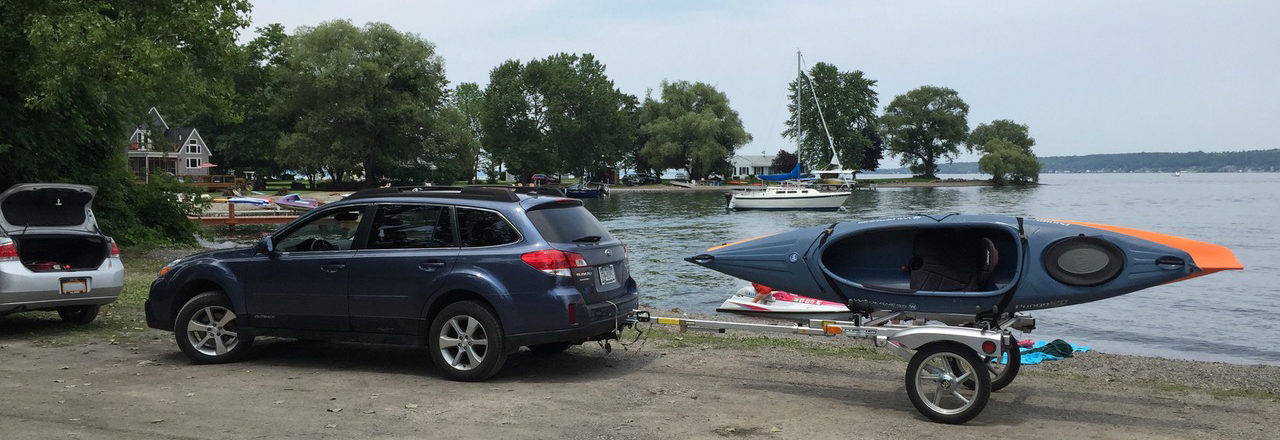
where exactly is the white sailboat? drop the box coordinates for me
[727,51,853,211]
[728,185,850,211]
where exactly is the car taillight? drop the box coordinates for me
[110,240,120,257]
[0,242,16,261]
[521,249,587,277]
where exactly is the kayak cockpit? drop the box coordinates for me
[820,225,1022,297]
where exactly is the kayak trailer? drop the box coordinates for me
[626,309,1036,424]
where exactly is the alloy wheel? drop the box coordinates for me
[185,306,241,357]
[437,315,489,371]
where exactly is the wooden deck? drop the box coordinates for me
[180,174,245,191]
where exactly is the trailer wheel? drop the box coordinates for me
[906,343,990,424]
[987,342,1021,391]
[958,341,1021,392]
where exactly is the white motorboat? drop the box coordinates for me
[717,286,853,320]
[727,186,849,211]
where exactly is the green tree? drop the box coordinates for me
[783,62,882,174]
[479,54,634,179]
[274,20,448,186]
[880,86,971,178]
[0,0,251,245]
[481,60,549,179]
[527,53,633,178]
[771,149,798,173]
[183,23,289,186]
[452,82,486,182]
[969,119,1035,154]
[383,105,479,184]
[978,139,1041,185]
[637,81,751,178]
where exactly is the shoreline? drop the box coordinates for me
[609,179,995,192]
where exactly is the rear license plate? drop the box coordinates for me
[598,265,617,285]
[60,278,90,295]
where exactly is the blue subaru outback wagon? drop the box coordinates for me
[145,186,638,381]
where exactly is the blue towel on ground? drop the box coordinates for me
[1019,339,1090,365]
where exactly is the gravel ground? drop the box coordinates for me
[2,307,1275,439]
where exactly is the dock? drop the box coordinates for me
[190,203,298,227]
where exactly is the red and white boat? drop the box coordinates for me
[716,285,853,320]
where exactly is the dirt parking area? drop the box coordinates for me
[1,320,1277,440]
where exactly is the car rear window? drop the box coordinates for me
[526,206,614,244]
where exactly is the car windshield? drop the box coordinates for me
[526,205,614,244]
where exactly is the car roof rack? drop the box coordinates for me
[345,185,567,203]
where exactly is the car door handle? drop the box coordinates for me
[321,262,346,273]
[419,260,447,271]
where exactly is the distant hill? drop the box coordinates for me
[868,149,1280,174]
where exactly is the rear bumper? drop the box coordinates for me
[505,293,639,348]
[0,258,124,313]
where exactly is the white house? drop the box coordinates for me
[731,154,775,178]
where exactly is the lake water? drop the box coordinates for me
[583,173,1280,366]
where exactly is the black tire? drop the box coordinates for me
[989,342,1021,391]
[526,342,575,355]
[428,301,507,381]
[958,341,1021,392]
[905,342,991,424]
[174,292,254,364]
[57,305,100,324]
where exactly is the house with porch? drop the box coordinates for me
[126,107,236,189]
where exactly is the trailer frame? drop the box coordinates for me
[626,309,1035,424]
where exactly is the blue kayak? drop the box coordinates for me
[687,214,1242,315]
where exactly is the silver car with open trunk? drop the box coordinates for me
[0,184,124,323]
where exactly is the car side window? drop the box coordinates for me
[368,204,455,249]
[275,206,366,252]
[457,208,520,247]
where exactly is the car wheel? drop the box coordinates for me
[428,301,506,381]
[526,342,575,355]
[57,305,100,324]
[174,292,254,364]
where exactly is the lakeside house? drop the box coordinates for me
[126,107,211,181]
[125,107,240,190]
[731,154,774,178]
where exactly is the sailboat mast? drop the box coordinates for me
[796,51,803,159]
[796,52,840,171]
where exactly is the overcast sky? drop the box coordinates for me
[249,0,1279,163]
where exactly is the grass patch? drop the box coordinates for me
[858,176,937,184]
[623,327,898,361]
[0,249,171,347]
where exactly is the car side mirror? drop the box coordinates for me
[257,236,279,258]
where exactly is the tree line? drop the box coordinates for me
[0,2,1041,246]
[199,23,1041,187]
[781,63,1039,185]
[190,23,756,187]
